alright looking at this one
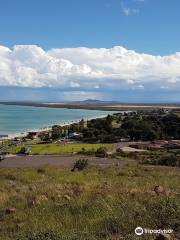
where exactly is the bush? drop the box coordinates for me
[95,147,108,158]
[40,133,51,143]
[18,147,26,154]
[158,155,180,167]
[72,158,88,171]
[142,153,180,167]
[37,168,46,174]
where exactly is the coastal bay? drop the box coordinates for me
[0,104,118,136]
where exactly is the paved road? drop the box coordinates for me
[0,155,124,168]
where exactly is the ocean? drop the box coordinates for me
[0,104,118,136]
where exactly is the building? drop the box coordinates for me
[0,134,8,139]
[68,132,80,139]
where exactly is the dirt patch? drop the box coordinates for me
[0,155,125,169]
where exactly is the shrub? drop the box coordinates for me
[18,146,32,155]
[37,168,46,174]
[158,155,180,167]
[72,158,88,171]
[18,147,26,154]
[142,153,180,167]
[40,133,51,143]
[95,147,108,158]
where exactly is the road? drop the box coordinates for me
[0,155,125,168]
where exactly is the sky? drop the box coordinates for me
[0,0,180,103]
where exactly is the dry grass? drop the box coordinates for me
[0,164,179,240]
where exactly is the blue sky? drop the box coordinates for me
[0,0,180,55]
[0,0,180,102]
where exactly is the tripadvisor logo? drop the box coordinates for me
[135,226,173,236]
[135,227,144,236]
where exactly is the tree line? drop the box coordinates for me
[82,111,180,143]
[39,110,180,143]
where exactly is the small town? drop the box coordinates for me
[0,108,179,167]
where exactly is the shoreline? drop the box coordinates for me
[4,114,114,140]
[1,101,179,140]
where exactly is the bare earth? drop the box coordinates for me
[0,155,124,169]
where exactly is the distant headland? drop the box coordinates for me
[1,100,180,111]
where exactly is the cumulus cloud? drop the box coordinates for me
[0,44,180,92]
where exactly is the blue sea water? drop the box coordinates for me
[0,104,118,135]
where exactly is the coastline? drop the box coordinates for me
[5,114,114,140]
[1,100,179,140]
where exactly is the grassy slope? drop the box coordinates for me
[8,143,112,155]
[0,164,179,240]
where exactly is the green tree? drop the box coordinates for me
[51,125,62,140]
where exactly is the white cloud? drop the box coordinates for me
[127,79,135,84]
[137,84,144,89]
[122,7,139,16]
[160,86,169,89]
[123,7,131,16]
[120,1,140,16]
[0,44,180,92]
[69,81,80,88]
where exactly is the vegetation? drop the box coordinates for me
[18,147,26,154]
[18,147,31,155]
[8,143,112,155]
[16,232,62,240]
[39,132,51,143]
[112,149,180,167]
[81,110,180,143]
[1,110,180,239]
[51,125,65,140]
[0,165,179,240]
[140,151,180,167]
[71,158,88,171]
[95,147,108,158]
